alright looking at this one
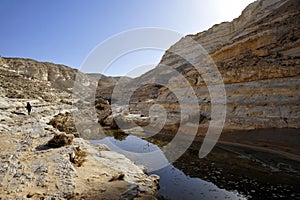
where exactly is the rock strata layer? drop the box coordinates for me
[98,0,300,132]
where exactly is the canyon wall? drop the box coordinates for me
[113,0,300,131]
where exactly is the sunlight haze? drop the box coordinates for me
[0,0,255,77]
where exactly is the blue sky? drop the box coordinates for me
[0,0,254,77]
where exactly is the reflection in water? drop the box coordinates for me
[93,135,159,153]
[152,165,246,200]
[91,135,246,200]
[91,135,170,171]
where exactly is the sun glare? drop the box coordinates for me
[215,0,256,21]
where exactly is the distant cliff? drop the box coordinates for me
[0,57,120,94]
[0,57,79,91]
[102,0,300,131]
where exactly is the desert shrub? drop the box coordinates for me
[46,133,74,148]
[70,146,87,167]
[48,112,79,137]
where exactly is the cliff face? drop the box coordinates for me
[0,57,80,92]
[0,57,119,93]
[115,0,300,131]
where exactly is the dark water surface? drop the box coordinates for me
[91,135,300,200]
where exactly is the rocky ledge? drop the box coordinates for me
[0,63,159,199]
[0,100,159,200]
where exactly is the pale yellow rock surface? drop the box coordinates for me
[0,61,159,199]
[103,0,300,133]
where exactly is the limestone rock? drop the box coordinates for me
[0,57,159,199]
[98,0,300,132]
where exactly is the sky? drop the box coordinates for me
[0,0,255,77]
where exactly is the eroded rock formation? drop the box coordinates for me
[0,57,159,199]
[100,0,300,132]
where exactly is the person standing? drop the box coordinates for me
[26,102,32,115]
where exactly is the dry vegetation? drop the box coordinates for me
[46,133,74,148]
